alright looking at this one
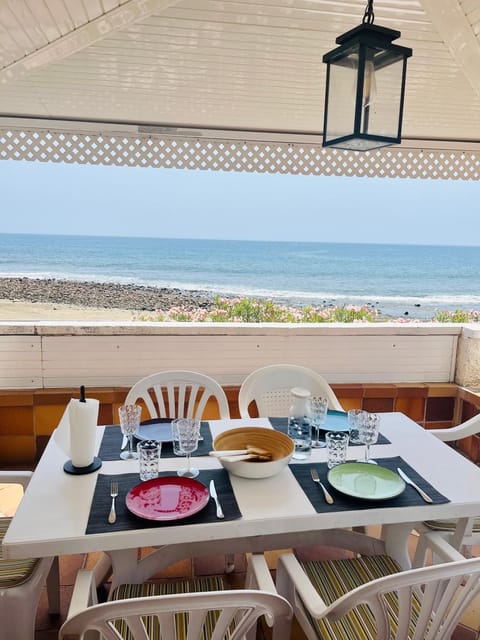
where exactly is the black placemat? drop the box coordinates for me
[269,416,391,446]
[98,420,212,461]
[86,468,241,534]
[290,456,449,513]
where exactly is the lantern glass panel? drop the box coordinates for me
[361,47,406,139]
[323,47,359,146]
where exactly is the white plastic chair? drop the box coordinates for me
[0,471,60,640]
[59,555,293,640]
[272,530,480,640]
[422,413,480,551]
[125,370,230,420]
[238,364,343,418]
[125,370,232,574]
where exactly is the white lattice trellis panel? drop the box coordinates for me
[0,128,479,180]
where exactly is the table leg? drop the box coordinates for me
[108,548,141,591]
[382,523,416,569]
[450,517,473,551]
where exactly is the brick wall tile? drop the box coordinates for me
[395,398,425,422]
[0,407,34,436]
[0,435,35,465]
[427,383,458,397]
[362,385,397,398]
[363,398,395,413]
[425,397,455,422]
[395,384,428,397]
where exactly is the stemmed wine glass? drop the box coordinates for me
[118,404,142,460]
[311,397,328,448]
[347,408,367,444]
[176,418,201,478]
[357,413,380,464]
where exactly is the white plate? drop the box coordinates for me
[136,420,173,443]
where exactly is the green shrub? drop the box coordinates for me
[432,309,480,323]
[136,296,379,323]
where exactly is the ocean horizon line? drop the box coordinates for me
[1,231,480,249]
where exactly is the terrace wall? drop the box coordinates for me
[0,322,479,466]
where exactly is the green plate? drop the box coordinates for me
[327,462,406,500]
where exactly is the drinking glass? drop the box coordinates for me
[137,439,161,481]
[347,408,368,444]
[325,431,349,468]
[119,404,142,460]
[176,418,201,478]
[311,397,328,448]
[171,419,183,456]
[357,413,380,464]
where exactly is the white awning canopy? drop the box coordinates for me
[1,0,479,179]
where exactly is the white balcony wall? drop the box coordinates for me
[0,334,42,388]
[0,322,464,390]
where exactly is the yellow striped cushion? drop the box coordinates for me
[300,555,422,640]
[0,518,39,588]
[424,517,480,533]
[110,576,229,640]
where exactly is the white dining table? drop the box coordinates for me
[4,413,480,589]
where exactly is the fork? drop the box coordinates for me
[310,468,334,504]
[108,481,118,524]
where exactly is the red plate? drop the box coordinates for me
[125,476,210,521]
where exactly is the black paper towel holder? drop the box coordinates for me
[63,457,102,475]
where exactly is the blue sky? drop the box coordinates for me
[1,159,479,245]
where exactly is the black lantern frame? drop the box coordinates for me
[322,20,412,151]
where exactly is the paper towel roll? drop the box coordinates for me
[69,398,100,468]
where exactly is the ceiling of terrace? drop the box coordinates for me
[0,0,480,178]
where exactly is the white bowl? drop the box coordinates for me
[213,427,294,479]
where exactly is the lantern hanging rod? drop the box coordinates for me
[363,0,375,25]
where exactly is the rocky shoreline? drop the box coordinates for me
[0,277,216,312]
[0,277,447,322]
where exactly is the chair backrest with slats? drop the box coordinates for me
[344,556,480,640]
[59,589,293,640]
[125,370,230,420]
[294,555,480,640]
[238,364,343,418]
[425,415,480,549]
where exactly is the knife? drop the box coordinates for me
[209,480,225,518]
[397,468,433,503]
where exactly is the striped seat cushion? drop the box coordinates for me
[0,518,39,588]
[110,576,229,640]
[299,555,423,640]
[423,517,480,533]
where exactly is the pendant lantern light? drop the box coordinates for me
[322,0,412,151]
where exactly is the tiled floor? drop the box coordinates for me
[34,541,480,639]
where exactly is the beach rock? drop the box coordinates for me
[0,277,216,312]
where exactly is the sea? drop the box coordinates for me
[0,233,479,320]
